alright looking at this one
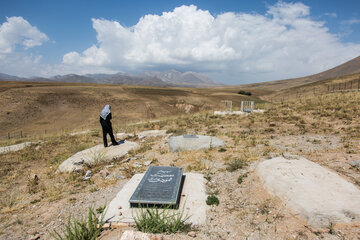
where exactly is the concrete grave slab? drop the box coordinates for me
[213,111,246,116]
[169,135,225,152]
[103,172,207,226]
[0,142,35,154]
[137,130,168,139]
[256,156,360,228]
[56,141,139,173]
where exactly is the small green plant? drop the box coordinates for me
[133,204,191,234]
[237,173,248,184]
[226,157,248,172]
[218,148,227,152]
[50,206,105,240]
[206,195,219,206]
[328,222,335,234]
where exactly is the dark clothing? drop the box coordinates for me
[100,113,117,147]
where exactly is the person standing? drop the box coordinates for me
[100,105,118,147]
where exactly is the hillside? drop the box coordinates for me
[0,81,259,138]
[1,91,360,239]
[240,56,360,92]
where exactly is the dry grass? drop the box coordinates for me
[1,88,360,239]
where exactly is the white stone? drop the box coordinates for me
[256,156,360,228]
[120,230,151,240]
[137,130,168,138]
[0,142,34,154]
[169,135,225,152]
[116,133,135,139]
[56,141,139,173]
[103,173,207,226]
[213,111,246,116]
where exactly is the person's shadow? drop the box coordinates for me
[110,140,125,146]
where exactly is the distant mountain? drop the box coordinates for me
[241,56,360,91]
[142,70,221,87]
[0,70,221,88]
[0,73,24,81]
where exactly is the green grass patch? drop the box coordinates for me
[133,205,191,234]
[50,206,105,240]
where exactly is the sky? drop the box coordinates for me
[0,0,359,84]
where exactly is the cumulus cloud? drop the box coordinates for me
[0,16,50,77]
[0,16,48,54]
[61,2,360,83]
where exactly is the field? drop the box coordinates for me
[0,80,360,239]
[0,81,261,139]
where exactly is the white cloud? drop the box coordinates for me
[61,2,360,83]
[324,13,337,18]
[0,16,48,54]
[0,16,50,77]
[341,18,360,25]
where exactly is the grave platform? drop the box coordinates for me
[103,172,207,226]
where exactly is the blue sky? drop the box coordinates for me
[0,0,359,84]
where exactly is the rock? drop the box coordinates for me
[256,156,360,228]
[150,235,163,240]
[143,160,152,166]
[56,141,139,173]
[112,222,129,229]
[269,122,276,127]
[120,230,151,240]
[349,160,360,168]
[83,170,92,180]
[0,142,33,154]
[133,162,142,168]
[29,235,40,240]
[35,145,42,151]
[188,231,197,237]
[169,135,225,152]
[99,169,110,178]
[137,130,168,138]
[154,125,160,130]
[102,223,111,230]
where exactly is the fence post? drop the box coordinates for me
[351,81,353,90]
[20,131,23,138]
[8,133,10,139]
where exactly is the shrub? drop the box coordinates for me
[206,195,219,206]
[226,157,249,172]
[50,206,105,240]
[237,90,252,96]
[133,205,191,234]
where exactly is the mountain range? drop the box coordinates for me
[0,70,222,88]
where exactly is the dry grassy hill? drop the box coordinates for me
[0,81,261,138]
[239,55,360,92]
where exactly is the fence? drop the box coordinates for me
[266,77,360,103]
[328,78,360,92]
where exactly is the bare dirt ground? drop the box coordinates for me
[1,92,360,239]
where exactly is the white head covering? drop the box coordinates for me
[100,105,111,120]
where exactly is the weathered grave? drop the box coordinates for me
[129,166,184,207]
[56,141,139,173]
[169,134,225,152]
[257,156,360,228]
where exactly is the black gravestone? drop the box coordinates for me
[129,166,184,208]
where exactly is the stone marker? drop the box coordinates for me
[256,156,360,228]
[104,173,207,225]
[0,142,34,154]
[129,166,183,207]
[137,130,168,139]
[56,141,139,173]
[169,135,225,152]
